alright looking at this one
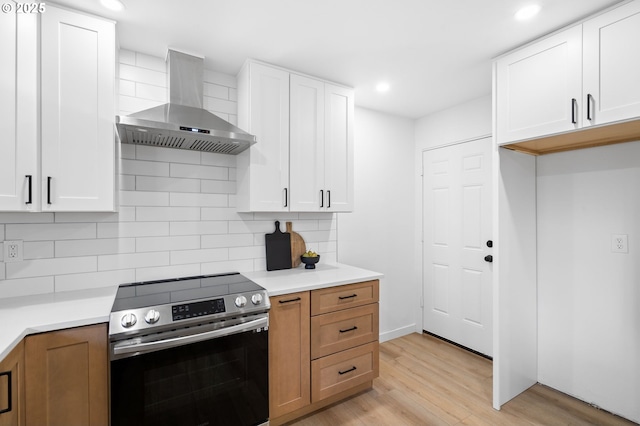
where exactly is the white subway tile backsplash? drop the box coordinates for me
[170,163,228,180]
[136,207,201,222]
[55,269,135,292]
[136,235,200,253]
[135,264,201,282]
[135,145,201,164]
[171,248,228,265]
[169,193,227,207]
[120,191,169,207]
[6,257,97,279]
[6,223,96,241]
[99,251,170,271]
[24,242,54,260]
[55,238,136,257]
[0,50,337,298]
[120,63,166,87]
[98,222,169,238]
[170,221,227,236]
[122,159,170,177]
[0,277,54,299]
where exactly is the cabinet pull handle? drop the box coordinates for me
[338,366,357,375]
[47,176,52,204]
[339,326,358,333]
[571,98,577,124]
[25,175,32,205]
[587,93,593,121]
[283,188,288,208]
[0,371,11,415]
[279,297,301,304]
[320,190,324,208]
[327,190,331,208]
[338,294,357,300]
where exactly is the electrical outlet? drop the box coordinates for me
[611,234,628,254]
[3,240,23,262]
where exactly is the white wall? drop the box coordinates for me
[0,50,337,298]
[537,141,640,423]
[337,107,416,342]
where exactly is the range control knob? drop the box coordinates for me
[235,295,247,308]
[251,293,263,305]
[144,309,160,324]
[121,313,137,328]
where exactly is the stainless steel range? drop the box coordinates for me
[108,272,270,426]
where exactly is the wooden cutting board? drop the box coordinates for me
[265,221,292,271]
[286,221,306,268]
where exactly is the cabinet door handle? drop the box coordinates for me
[571,98,577,124]
[338,366,357,375]
[25,175,32,205]
[338,294,357,300]
[327,190,331,208]
[47,176,52,204]
[283,188,288,208]
[339,326,358,333]
[320,189,324,208]
[278,297,301,304]
[0,371,11,414]
[587,93,593,121]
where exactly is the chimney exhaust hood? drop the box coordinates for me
[116,49,256,155]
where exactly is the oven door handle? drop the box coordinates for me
[112,315,268,356]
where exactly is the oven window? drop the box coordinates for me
[111,329,268,426]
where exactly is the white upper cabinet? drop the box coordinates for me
[583,0,640,126]
[495,26,582,145]
[496,0,640,149]
[0,5,116,212]
[41,6,116,211]
[0,5,37,211]
[237,60,354,212]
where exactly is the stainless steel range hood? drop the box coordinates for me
[116,49,256,155]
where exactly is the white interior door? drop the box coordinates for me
[422,137,493,356]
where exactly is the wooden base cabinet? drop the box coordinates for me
[24,324,108,426]
[0,341,25,426]
[269,280,379,425]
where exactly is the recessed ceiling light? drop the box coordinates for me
[515,4,541,21]
[376,82,390,93]
[100,0,125,11]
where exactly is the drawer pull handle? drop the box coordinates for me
[0,371,12,414]
[339,326,358,333]
[279,297,301,304]
[338,294,357,300]
[338,366,357,375]
[25,175,32,205]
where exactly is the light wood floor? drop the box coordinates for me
[288,333,636,425]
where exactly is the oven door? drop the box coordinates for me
[110,315,269,426]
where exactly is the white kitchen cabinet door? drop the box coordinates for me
[40,6,115,211]
[495,25,582,145]
[583,1,640,127]
[323,84,354,212]
[0,6,38,211]
[237,61,290,212]
[289,74,325,212]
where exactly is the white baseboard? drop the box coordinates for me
[379,324,416,343]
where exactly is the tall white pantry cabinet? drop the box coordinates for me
[236,60,354,213]
[0,4,116,212]
[493,0,640,422]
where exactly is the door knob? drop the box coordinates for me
[484,255,493,263]
[486,240,493,248]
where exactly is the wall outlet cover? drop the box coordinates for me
[3,240,24,262]
[611,234,628,254]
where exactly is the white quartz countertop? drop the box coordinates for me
[0,285,118,361]
[244,262,383,296]
[0,263,382,361]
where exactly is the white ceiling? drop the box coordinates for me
[55,0,623,119]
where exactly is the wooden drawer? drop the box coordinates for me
[311,304,378,359]
[311,341,379,402]
[311,280,379,316]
